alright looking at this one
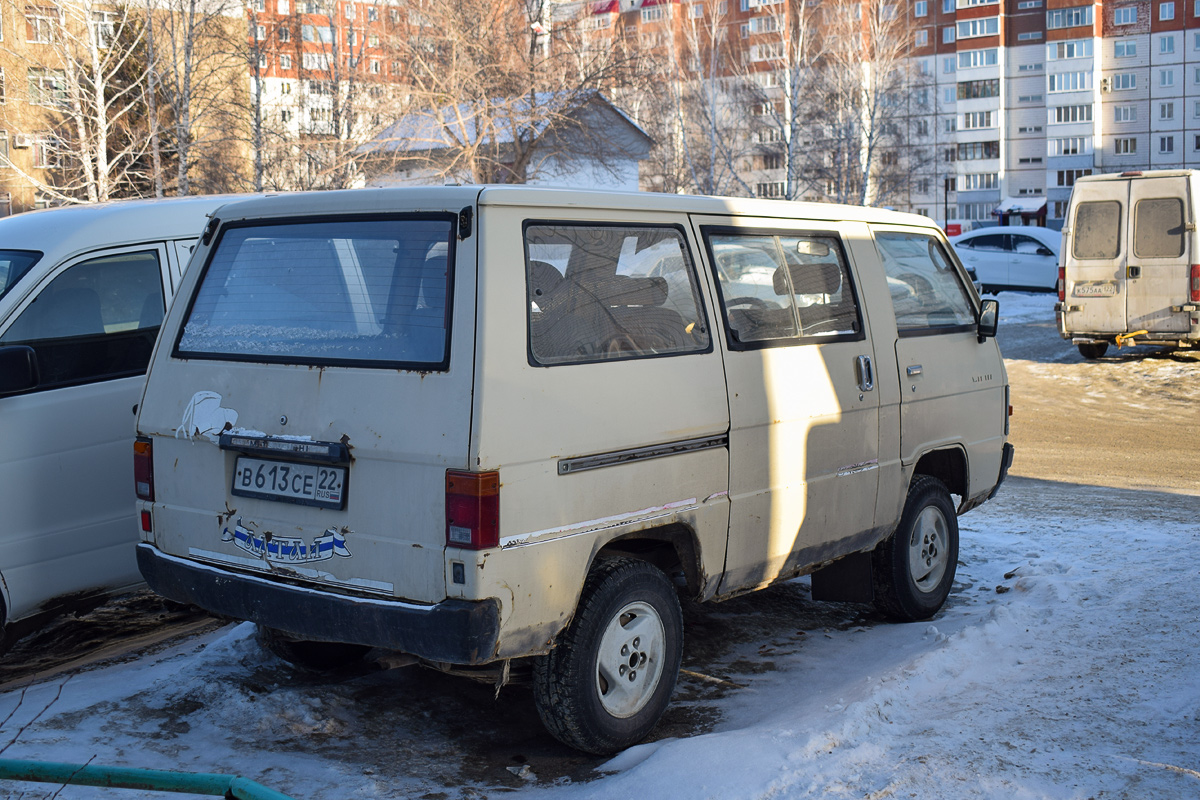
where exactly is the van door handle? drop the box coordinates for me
[856,355,875,392]
[907,365,923,376]
[1128,265,1141,279]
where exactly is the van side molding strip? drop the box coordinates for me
[558,434,729,475]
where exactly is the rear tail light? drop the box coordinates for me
[134,437,154,502]
[1057,265,1066,302]
[445,470,499,550]
[1190,264,1200,303]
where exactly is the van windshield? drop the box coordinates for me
[177,216,455,369]
[0,250,43,302]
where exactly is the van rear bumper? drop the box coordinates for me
[137,544,500,665]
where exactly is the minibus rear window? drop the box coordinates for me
[177,217,455,369]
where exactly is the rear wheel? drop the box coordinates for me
[533,557,683,754]
[256,626,370,672]
[872,476,959,622]
[1077,342,1109,360]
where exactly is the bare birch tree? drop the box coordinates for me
[0,0,153,203]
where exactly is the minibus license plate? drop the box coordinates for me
[233,457,346,509]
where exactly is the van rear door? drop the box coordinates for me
[1127,174,1192,334]
[1064,180,1128,335]
[139,208,475,605]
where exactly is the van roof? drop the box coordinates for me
[1076,169,1199,183]
[208,185,940,231]
[0,195,237,263]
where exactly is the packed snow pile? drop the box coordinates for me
[1,477,1197,799]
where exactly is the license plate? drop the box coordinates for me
[1074,282,1118,297]
[232,457,347,509]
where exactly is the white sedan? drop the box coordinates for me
[951,226,1061,293]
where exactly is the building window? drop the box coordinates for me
[1048,39,1092,60]
[279,0,289,12]
[0,68,5,104]
[943,146,956,162]
[957,141,1001,160]
[957,78,999,99]
[1018,94,1044,102]
[1049,71,1090,92]
[756,182,785,198]
[943,0,953,11]
[1114,5,1136,24]
[944,117,956,133]
[278,27,289,42]
[370,60,380,74]
[1195,99,1200,117]
[960,173,998,190]
[1160,36,1176,54]
[1194,134,1200,151]
[1050,136,1090,155]
[1112,73,1136,90]
[943,26,955,43]
[280,109,291,123]
[26,67,66,106]
[1161,70,1176,88]
[280,53,292,69]
[25,5,58,43]
[641,5,666,21]
[1160,135,1175,153]
[367,6,377,20]
[957,17,999,38]
[1160,1,1175,20]
[915,29,928,46]
[1018,62,1044,72]
[255,24,265,40]
[1161,102,1175,120]
[943,56,956,73]
[1018,125,1044,133]
[943,87,954,103]
[962,110,994,129]
[344,2,354,19]
[1056,169,1092,186]
[1114,105,1137,122]
[1017,0,1043,6]
[1115,137,1137,154]
[958,49,998,68]
[1052,105,1092,123]
[915,0,927,15]
[1018,31,1043,40]
[1046,6,1093,28]
[1114,40,1137,57]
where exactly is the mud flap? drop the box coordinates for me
[810,551,874,604]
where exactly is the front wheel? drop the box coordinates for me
[872,476,959,622]
[533,557,683,754]
[1077,342,1109,360]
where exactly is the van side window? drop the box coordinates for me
[1134,198,1185,259]
[0,250,163,390]
[1073,201,1121,259]
[874,231,975,334]
[525,224,711,366]
[704,231,862,348]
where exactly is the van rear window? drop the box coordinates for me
[1073,201,1121,259]
[177,217,455,369]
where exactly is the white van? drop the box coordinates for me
[135,187,1012,753]
[0,196,230,645]
[1057,170,1200,359]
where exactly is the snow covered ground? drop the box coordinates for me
[1,475,1197,800]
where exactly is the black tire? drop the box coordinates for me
[872,475,959,622]
[256,626,370,672]
[533,557,683,755]
[1077,342,1108,360]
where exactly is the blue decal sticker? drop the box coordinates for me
[221,519,352,562]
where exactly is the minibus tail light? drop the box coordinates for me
[1057,265,1066,302]
[134,437,154,502]
[1190,264,1200,303]
[446,470,499,550]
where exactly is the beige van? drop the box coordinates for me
[134,187,1012,753]
[1057,170,1200,359]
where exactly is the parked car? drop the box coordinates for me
[1057,169,1200,359]
[134,187,1012,754]
[951,226,1061,293]
[0,195,233,647]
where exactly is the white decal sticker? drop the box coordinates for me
[222,520,352,562]
[177,391,239,443]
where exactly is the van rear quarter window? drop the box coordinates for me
[1073,201,1121,259]
[874,231,975,334]
[177,217,455,368]
[525,223,711,365]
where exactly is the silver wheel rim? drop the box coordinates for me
[595,600,666,719]
[908,506,949,593]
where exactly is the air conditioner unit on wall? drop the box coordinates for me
[13,134,33,149]
[1100,77,1112,93]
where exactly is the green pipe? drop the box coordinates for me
[0,758,297,799]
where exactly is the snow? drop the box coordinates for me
[2,477,1197,799]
